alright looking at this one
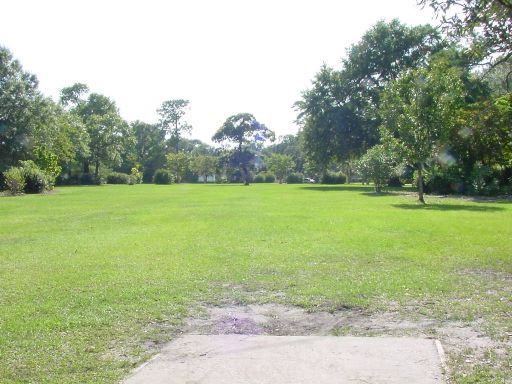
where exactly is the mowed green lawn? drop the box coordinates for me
[0,184,511,383]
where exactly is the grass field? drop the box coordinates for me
[0,184,511,383]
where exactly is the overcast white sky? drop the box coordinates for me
[1,0,436,144]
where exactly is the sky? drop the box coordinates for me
[1,0,437,144]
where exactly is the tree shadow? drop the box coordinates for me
[361,192,395,197]
[391,203,504,212]
[300,185,372,192]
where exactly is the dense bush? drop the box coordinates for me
[253,172,276,183]
[321,171,347,184]
[80,173,104,185]
[387,176,403,187]
[253,173,265,183]
[286,173,303,184]
[107,172,131,184]
[3,167,26,194]
[153,169,174,184]
[0,172,6,191]
[264,173,276,183]
[130,167,143,184]
[23,168,48,193]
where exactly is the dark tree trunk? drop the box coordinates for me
[95,160,100,178]
[83,161,90,174]
[417,164,425,204]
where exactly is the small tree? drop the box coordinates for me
[166,152,190,183]
[380,59,464,203]
[267,154,295,183]
[357,144,399,192]
[191,155,218,183]
[157,99,191,153]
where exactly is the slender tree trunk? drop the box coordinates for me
[94,160,100,178]
[83,161,90,174]
[417,164,425,204]
[241,164,249,185]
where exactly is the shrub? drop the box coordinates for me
[23,168,48,193]
[130,167,143,184]
[3,167,26,194]
[253,173,265,183]
[286,172,303,184]
[153,169,174,184]
[0,171,6,191]
[468,162,500,196]
[107,172,131,184]
[80,173,103,185]
[264,173,276,183]
[321,171,347,184]
[387,177,403,187]
[422,166,465,195]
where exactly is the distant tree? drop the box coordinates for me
[166,152,190,183]
[212,113,274,185]
[157,99,191,152]
[267,153,295,183]
[264,134,304,172]
[380,59,465,203]
[131,120,166,182]
[87,112,132,177]
[191,155,218,183]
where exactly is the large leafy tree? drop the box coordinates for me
[380,59,465,203]
[59,84,132,176]
[157,99,192,152]
[295,20,444,175]
[0,46,43,168]
[212,113,274,185]
[419,0,512,66]
[191,155,218,183]
[131,120,166,182]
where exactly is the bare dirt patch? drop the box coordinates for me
[179,302,511,382]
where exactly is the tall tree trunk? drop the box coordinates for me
[83,161,90,174]
[241,164,249,185]
[417,164,425,204]
[95,160,100,178]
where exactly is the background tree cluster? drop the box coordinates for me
[296,9,512,200]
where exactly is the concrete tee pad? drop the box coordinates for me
[124,335,445,384]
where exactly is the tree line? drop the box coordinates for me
[1,0,511,199]
[295,0,512,201]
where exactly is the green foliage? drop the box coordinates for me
[468,162,500,196]
[286,172,303,184]
[18,161,48,193]
[157,99,191,152]
[419,0,512,66]
[80,173,103,185]
[33,146,61,189]
[357,145,398,192]
[320,171,347,184]
[130,167,143,184]
[106,172,131,184]
[212,113,274,185]
[253,173,265,183]
[266,153,295,183]
[153,169,174,184]
[295,20,444,170]
[380,57,465,202]
[264,173,276,183]
[190,155,217,182]
[253,172,276,183]
[166,152,190,183]
[3,166,25,194]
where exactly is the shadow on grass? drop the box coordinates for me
[392,203,504,212]
[300,185,372,192]
[361,192,395,197]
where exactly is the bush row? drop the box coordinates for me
[321,171,347,184]
[2,161,55,194]
[253,172,276,183]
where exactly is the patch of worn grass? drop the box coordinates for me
[0,184,510,383]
